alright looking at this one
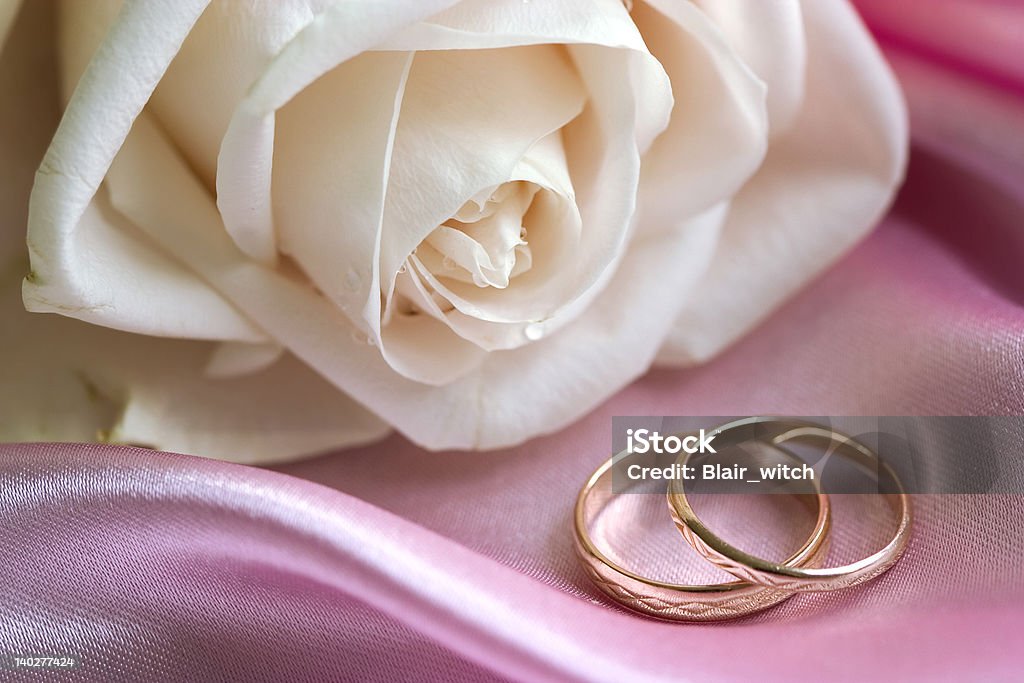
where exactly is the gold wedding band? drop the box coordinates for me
[573,442,831,621]
[667,417,912,593]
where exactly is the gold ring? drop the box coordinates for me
[573,441,831,621]
[667,417,912,592]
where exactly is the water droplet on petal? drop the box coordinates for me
[345,268,361,292]
[397,263,408,275]
[524,323,545,341]
[351,329,378,347]
[519,228,528,241]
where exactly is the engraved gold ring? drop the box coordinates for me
[573,440,831,621]
[667,417,912,593]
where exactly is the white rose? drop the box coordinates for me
[9,0,905,459]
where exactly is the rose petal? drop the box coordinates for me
[145,0,340,188]
[273,49,415,327]
[376,303,489,385]
[379,0,671,153]
[375,2,679,373]
[379,0,677,301]
[658,0,908,364]
[7,2,379,461]
[416,131,583,324]
[215,0,466,265]
[24,0,217,332]
[205,341,285,379]
[23,191,267,342]
[102,99,726,448]
[690,0,808,136]
[431,204,723,448]
[30,0,267,340]
[2,270,390,462]
[376,44,585,293]
[631,0,769,228]
[51,3,266,341]
[273,0,672,386]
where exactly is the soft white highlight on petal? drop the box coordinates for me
[148,0,338,187]
[632,0,769,228]
[273,49,414,331]
[216,0,465,264]
[691,0,808,136]
[658,0,908,364]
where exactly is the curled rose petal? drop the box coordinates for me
[658,0,907,365]
[690,0,807,136]
[5,269,391,461]
[13,0,908,456]
[0,2,388,460]
[631,0,769,228]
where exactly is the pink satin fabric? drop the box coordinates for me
[2,444,1022,681]
[4,2,1024,681]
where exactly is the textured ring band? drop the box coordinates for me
[667,417,912,593]
[573,442,831,621]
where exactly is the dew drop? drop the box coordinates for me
[350,329,377,346]
[397,263,408,275]
[519,228,528,241]
[524,323,545,341]
[344,268,361,292]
